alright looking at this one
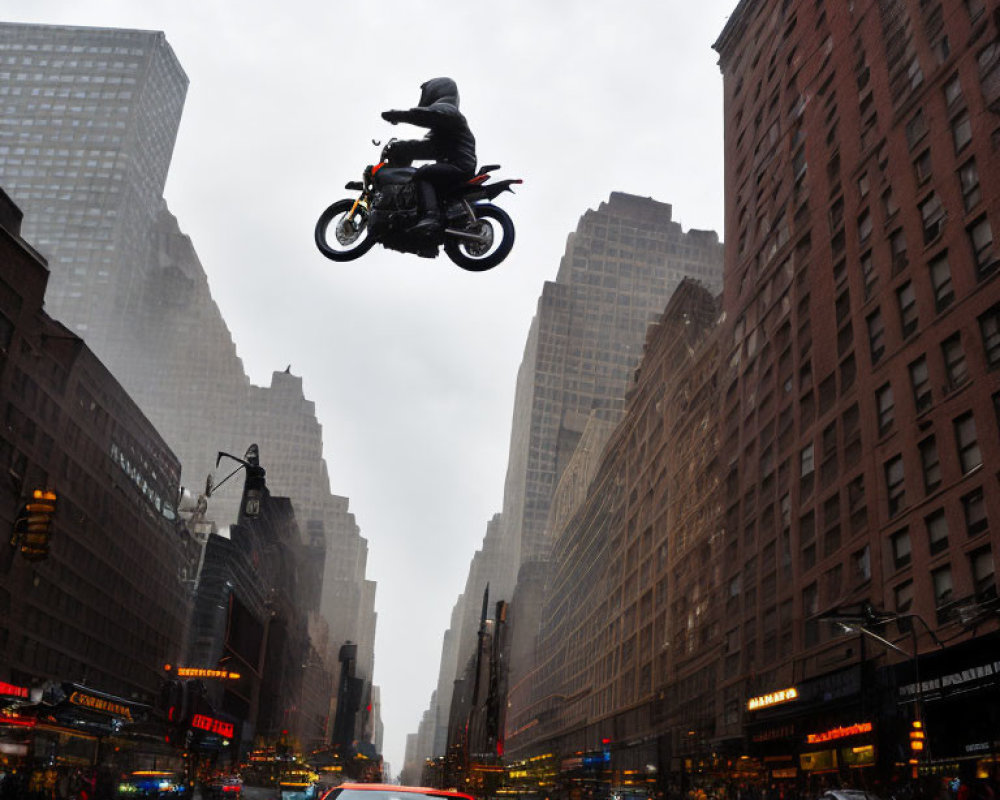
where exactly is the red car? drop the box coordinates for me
[321,784,475,800]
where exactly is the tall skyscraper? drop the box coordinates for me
[503,280,723,771]
[499,192,724,571]
[412,192,725,761]
[0,24,187,364]
[0,21,378,738]
[714,0,1000,773]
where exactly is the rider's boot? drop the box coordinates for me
[411,181,442,234]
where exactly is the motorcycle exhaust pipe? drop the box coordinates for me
[444,228,489,244]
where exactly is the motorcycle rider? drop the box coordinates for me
[381,77,477,234]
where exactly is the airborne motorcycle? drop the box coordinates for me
[314,139,522,271]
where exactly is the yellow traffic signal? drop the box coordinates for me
[909,719,925,753]
[14,489,57,562]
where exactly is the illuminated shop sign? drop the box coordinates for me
[175,668,241,680]
[806,722,873,744]
[191,714,234,738]
[899,659,1000,698]
[69,690,133,721]
[0,682,29,698]
[747,687,799,711]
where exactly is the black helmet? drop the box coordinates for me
[418,77,460,108]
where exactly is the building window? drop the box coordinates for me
[877,383,895,434]
[920,194,945,244]
[890,228,908,273]
[909,356,932,413]
[861,251,878,299]
[895,579,914,614]
[944,74,964,108]
[854,544,871,582]
[979,302,1000,369]
[953,412,982,473]
[968,216,996,279]
[942,333,969,388]
[926,508,949,556]
[897,282,918,337]
[963,487,988,536]
[801,443,815,477]
[920,436,942,492]
[932,565,953,611]
[952,113,972,153]
[891,528,912,569]
[803,582,818,616]
[836,289,851,326]
[914,149,932,183]
[868,309,886,365]
[858,209,873,243]
[929,253,954,311]
[971,547,996,600]
[883,187,899,219]
[906,110,928,149]
[830,196,845,231]
[960,159,982,211]
[885,455,906,518]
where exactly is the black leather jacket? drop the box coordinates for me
[381,77,477,174]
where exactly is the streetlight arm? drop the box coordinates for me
[839,623,913,659]
[207,452,251,497]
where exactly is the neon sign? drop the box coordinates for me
[0,682,28,698]
[191,714,234,738]
[175,668,241,680]
[69,691,133,721]
[747,687,799,711]
[806,721,873,744]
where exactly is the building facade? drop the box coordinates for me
[503,282,723,795]
[0,23,379,757]
[714,0,1000,781]
[0,187,198,712]
[0,24,187,368]
[413,193,726,767]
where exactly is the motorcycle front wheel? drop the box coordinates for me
[315,199,377,261]
[444,204,515,272]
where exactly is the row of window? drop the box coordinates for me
[873,303,1000,436]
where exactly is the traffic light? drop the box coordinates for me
[12,489,57,562]
[909,719,925,757]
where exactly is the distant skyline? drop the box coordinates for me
[1,0,735,774]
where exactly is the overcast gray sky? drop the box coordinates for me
[6,0,735,776]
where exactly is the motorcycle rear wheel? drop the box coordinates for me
[315,199,377,261]
[444,204,514,272]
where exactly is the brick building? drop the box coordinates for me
[714,0,1000,781]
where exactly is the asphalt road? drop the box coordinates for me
[243,787,281,800]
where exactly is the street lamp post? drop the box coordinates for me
[821,603,945,772]
[211,444,266,519]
